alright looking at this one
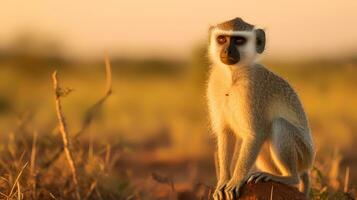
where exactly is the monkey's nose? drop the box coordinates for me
[224,49,231,55]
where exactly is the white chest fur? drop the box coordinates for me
[223,83,252,138]
[207,66,252,138]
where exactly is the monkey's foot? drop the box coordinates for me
[213,180,228,200]
[247,172,274,184]
[247,172,299,185]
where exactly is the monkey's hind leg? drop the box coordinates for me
[247,118,300,186]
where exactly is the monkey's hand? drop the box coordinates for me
[223,177,249,200]
[213,179,229,200]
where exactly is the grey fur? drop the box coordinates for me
[216,17,254,31]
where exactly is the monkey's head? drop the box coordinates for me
[208,17,265,67]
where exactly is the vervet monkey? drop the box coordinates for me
[206,17,315,200]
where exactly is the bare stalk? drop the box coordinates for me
[43,57,112,169]
[84,180,97,200]
[52,71,81,200]
[30,131,37,175]
[16,182,21,200]
[7,162,28,200]
[75,54,112,138]
[104,144,111,171]
[269,185,274,200]
[30,131,38,198]
[343,166,350,193]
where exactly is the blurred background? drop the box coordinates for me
[0,0,356,199]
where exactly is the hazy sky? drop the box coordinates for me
[1,0,356,59]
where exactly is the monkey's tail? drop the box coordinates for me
[300,171,310,197]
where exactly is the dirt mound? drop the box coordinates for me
[239,181,307,200]
[174,181,307,200]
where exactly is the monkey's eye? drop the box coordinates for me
[233,36,247,45]
[216,35,226,44]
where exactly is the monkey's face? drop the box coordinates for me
[208,28,265,67]
[216,35,248,65]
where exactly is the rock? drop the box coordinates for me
[175,181,308,200]
[239,181,307,200]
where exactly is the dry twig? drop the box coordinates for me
[52,71,81,200]
[84,180,97,200]
[7,162,28,200]
[76,54,112,138]
[344,166,350,193]
[270,185,274,200]
[43,56,112,170]
[30,131,38,199]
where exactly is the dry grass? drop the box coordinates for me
[0,58,131,200]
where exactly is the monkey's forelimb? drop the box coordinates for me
[223,135,265,199]
[213,128,235,200]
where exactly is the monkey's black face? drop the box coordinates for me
[216,35,247,65]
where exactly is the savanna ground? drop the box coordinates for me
[0,42,356,199]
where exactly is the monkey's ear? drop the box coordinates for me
[255,29,265,54]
